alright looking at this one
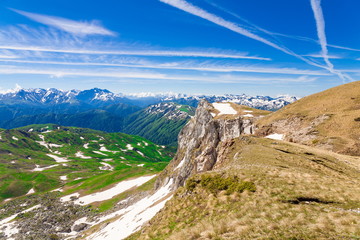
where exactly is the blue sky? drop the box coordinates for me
[0,0,359,96]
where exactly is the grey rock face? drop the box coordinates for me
[157,100,254,189]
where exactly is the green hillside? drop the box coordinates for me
[0,124,175,202]
[124,103,195,146]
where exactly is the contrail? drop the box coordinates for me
[310,0,353,82]
[205,0,360,53]
[159,0,336,76]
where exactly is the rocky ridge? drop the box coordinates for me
[156,100,261,189]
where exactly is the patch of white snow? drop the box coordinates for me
[212,103,237,116]
[75,151,91,159]
[47,154,69,163]
[73,175,155,206]
[265,133,284,140]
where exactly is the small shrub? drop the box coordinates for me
[185,173,256,195]
[354,117,360,122]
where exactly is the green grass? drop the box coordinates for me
[0,124,175,202]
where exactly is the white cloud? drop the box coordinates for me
[0,59,330,76]
[0,45,270,60]
[0,83,22,94]
[0,65,318,83]
[10,8,116,36]
[304,53,343,59]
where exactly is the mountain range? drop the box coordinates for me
[0,82,359,240]
[0,86,297,110]
[0,87,297,145]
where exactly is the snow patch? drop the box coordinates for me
[174,158,185,170]
[60,192,80,202]
[47,154,69,163]
[31,164,59,172]
[243,114,254,117]
[265,133,284,140]
[75,151,91,159]
[72,175,155,206]
[83,143,89,149]
[87,178,173,240]
[93,151,107,156]
[12,136,18,141]
[99,144,119,153]
[26,188,35,195]
[60,175,68,181]
[212,103,237,116]
[51,188,63,192]
[0,204,41,239]
[137,164,145,167]
[126,144,133,150]
[99,162,114,171]
[136,151,144,157]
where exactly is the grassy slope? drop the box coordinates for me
[124,104,195,146]
[128,137,360,240]
[0,124,175,203]
[256,81,360,155]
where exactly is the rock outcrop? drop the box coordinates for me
[156,100,254,189]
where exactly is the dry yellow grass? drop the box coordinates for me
[256,81,360,155]
[126,137,360,240]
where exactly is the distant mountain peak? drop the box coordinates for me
[0,86,298,111]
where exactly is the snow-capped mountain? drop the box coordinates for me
[0,86,298,111]
[145,102,195,120]
[0,87,125,106]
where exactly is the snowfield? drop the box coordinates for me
[62,175,156,206]
[212,103,237,116]
[87,178,173,240]
[0,205,41,239]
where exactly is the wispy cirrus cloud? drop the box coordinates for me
[0,65,318,83]
[0,25,271,60]
[0,45,271,60]
[0,59,330,76]
[10,8,116,36]
[309,0,352,82]
[304,53,343,59]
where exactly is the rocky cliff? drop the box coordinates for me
[156,100,258,189]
